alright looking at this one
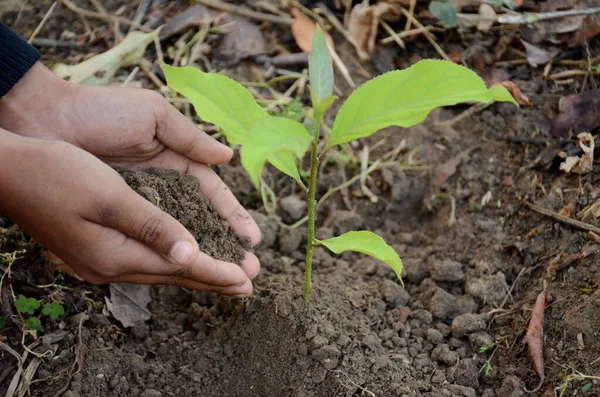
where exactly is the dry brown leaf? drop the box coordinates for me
[551,91,600,138]
[491,81,533,106]
[290,7,356,88]
[559,132,595,174]
[290,7,334,53]
[347,1,399,61]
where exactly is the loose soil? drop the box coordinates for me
[117,167,249,264]
[1,1,599,397]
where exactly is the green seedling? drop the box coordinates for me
[42,301,65,320]
[160,26,516,303]
[14,294,40,315]
[13,294,65,331]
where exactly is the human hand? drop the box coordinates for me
[0,63,260,280]
[0,129,254,295]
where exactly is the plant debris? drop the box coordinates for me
[105,283,152,328]
[559,132,594,174]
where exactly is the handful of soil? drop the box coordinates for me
[117,167,250,265]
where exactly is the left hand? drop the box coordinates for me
[0,63,261,279]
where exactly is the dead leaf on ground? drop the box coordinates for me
[290,7,335,53]
[160,6,266,65]
[347,1,400,60]
[521,40,560,67]
[159,5,224,41]
[220,17,268,65]
[491,81,533,106]
[521,0,600,66]
[551,91,600,138]
[559,132,595,174]
[106,283,152,328]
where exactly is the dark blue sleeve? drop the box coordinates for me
[0,22,40,99]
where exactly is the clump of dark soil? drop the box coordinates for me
[117,167,250,264]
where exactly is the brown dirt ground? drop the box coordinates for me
[1,1,600,397]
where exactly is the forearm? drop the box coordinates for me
[0,23,71,137]
[0,62,71,137]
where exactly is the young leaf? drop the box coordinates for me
[314,95,337,119]
[42,302,65,320]
[14,295,40,315]
[161,63,267,145]
[268,152,303,182]
[328,60,518,147]
[320,231,403,280]
[241,117,312,187]
[25,317,41,331]
[309,25,334,104]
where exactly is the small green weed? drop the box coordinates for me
[13,294,65,331]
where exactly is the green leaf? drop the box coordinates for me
[14,295,40,315]
[25,317,41,331]
[42,302,65,320]
[314,95,337,119]
[320,231,403,280]
[241,117,312,187]
[161,63,267,145]
[309,25,334,105]
[429,0,457,27]
[0,316,5,329]
[328,59,517,147]
[268,152,303,182]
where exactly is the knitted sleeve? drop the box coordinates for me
[0,22,40,99]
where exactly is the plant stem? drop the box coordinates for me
[304,116,322,303]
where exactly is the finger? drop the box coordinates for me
[187,162,261,247]
[94,182,200,267]
[83,225,250,289]
[109,274,252,296]
[240,251,260,280]
[152,95,233,165]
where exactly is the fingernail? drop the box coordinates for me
[169,241,195,265]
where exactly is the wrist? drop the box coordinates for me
[0,62,74,139]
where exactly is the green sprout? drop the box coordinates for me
[160,26,517,303]
[13,295,65,331]
[42,301,65,320]
[14,295,40,315]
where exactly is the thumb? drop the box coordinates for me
[99,185,200,266]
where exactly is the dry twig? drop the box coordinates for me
[61,0,152,32]
[193,0,293,25]
[399,7,450,61]
[28,1,58,44]
[524,201,600,235]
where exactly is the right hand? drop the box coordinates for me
[0,130,253,296]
